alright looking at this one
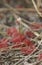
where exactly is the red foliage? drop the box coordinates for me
[25,31,36,38]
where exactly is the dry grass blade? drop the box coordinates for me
[32,0,42,17]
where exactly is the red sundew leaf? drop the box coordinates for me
[21,47,33,55]
[12,32,20,37]
[21,42,36,55]
[7,27,18,36]
[0,38,8,49]
[0,38,6,42]
[11,36,21,43]
[19,34,25,41]
[11,34,25,43]
[38,54,42,60]
[25,31,36,38]
[3,39,8,44]
[12,42,25,48]
[30,44,35,50]
[7,28,12,36]
[0,43,8,48]
[23,39,33,46]
[0,38,8,45]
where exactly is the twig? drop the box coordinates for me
[32,0,42,17]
